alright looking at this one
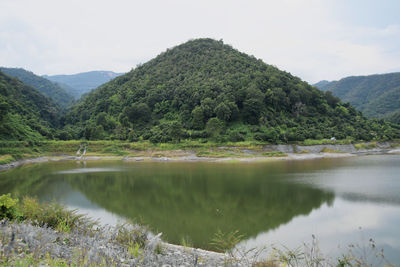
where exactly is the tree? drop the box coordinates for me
[192,106,205,129]
[125,103,151,124]
[215,102,231,121]
[201,98,216,118]
[206,117,225,138]
[169,121,184,142]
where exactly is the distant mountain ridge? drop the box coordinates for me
[44,71,123,98]
[314,72,400,124]
[0,67,74,108]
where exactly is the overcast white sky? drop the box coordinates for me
[1,0,399,83]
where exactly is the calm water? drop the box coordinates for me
[0,155,399,263]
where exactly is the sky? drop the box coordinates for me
[1,0,399,83]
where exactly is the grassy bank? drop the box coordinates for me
[0,139,398,164]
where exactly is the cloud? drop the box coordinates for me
[0,0,399,83]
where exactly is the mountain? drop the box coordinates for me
[314,72,400,122]
[64,38,398,141]
[0,71,61,141]
[0,67,74,108]
[44,71,123,98]
[313,80,330,88]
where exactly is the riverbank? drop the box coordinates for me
[1,141,399,171]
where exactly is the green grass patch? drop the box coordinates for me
[296,150,310,154]
[301,138,353,145]
[0,154,14,164]
[354,142,378,150]
[196,151,250,158]
[260,151,287,157]
[320,147,344,153]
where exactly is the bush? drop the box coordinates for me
[228,131,245,142]
[19,197,90,233]
[0,194,19,220]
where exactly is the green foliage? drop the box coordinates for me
[115,223,148,248]
[205,117,225,138]
[0,194,19,220]
[63,39,399,143]
[261,151,287,157]
[354,142,378,150]
[127,241,143,259]
[0,71,61,141]
[154,243,163,254]
[19,197,91,232]
[316,72,400,121]
[210,229,244,254]
[0,67,74,107]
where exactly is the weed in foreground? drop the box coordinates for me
[210,229,244,255]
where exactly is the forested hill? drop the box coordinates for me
[314,72,400,124]
[44,71,123,99]
[64,38,399,142]
[0,71,61,141]
[0,67,74,108]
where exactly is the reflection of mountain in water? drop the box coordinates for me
[64,163,334,249]
[287,155,400,206]
[0,161,334,249]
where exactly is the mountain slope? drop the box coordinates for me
[314,72,400,120]
[0,71,61,140]
[65,38,398,141]
[44,71,123,98]
[0,67,74,108]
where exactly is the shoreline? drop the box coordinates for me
[1,146,399,171]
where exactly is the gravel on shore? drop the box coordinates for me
[0,220,237,266]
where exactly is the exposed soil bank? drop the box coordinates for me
[1,143,399,171]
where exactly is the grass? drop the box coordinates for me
[260,151,287,157]
[296,149,310,154]
[355,142,378,150]
[210,229,244,254]
[0,154,14,165]
[320,147,345,153]
[0,194,96,234]
[301,138,354,146]
[196,151,250,158]
[0,139,398,164]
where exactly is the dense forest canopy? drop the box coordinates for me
[0,67,74,108]
[63,38,399,142]
[0,71,61,141]
[315,72,400,124]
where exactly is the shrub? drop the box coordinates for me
[19,197,90,233]
[210,229,243,254]
[228,131,245,142]
[0,194,19,220]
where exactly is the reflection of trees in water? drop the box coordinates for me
[65,163,334,249]
[0,162,86,201]
[0,161,335,249]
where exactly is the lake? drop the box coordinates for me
[0,154,399,263]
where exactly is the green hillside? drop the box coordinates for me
[0,67,74,108]
[44,71,123,98]
[315,72,400,122]
[64,38,398,142]
[0,71,61,141]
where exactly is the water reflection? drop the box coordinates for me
[0,160,334,249]
[56,167,125,174]
[0,155,399,263]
